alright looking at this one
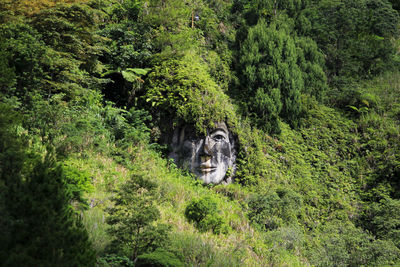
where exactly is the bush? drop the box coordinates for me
[136,249,183,267]
[247,188,302,230]
[307,220,400,267]
[184,196,230,234]
[97,254,134,267]
[61,158,94,204]
[145,51,237,133]
[361,198,400,248]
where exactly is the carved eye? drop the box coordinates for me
[213,134,225,141]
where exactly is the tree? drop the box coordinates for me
[30,4,106,95]
[0,103,95,266]
[295,36,327,100]
[304,0,399,82]
[0,3,107,104]
[106,175,170,261]
[239,18,303,133]
[0,39,15,93]
[0,22,47,99]
[234,0,305,26]
[389,0,400,12]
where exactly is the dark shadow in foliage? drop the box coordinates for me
[0,103,95,266]
[102,68,151,109]
[389,0,400,12]
[329,88,379,117]
[0,38,16,93]
[102,72,131,108]
[97,1,152,108]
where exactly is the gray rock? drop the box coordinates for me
[169,122,236,184]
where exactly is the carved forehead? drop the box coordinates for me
[209,122,228,134]
[172,122,234,148]
[179,122,229,139]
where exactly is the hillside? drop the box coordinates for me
[1,0,400,266]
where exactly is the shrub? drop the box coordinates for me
[106,175,170,260]
[136,249,184,267]
[61,158,94,203]
[361,198,400,248]
[247,188,302,230]
[184,196,230,234]
[97,254,134,267]
[307,220,400,267]
[145,51,237,133]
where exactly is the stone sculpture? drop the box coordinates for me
[169,122,236,184]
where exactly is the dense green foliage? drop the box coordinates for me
[184,196,230,234]
[0,104,95,266]
[135,249,184,267]
[239,18,302,132]
[1,0,400,266]
[303,0,399,83]
[106,175,170,261]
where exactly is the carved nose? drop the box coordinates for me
[202,136,212,156]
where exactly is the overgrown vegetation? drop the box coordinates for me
[184,196,230,234]
[1,0,400,266]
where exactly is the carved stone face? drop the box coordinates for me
[169,122,236,184]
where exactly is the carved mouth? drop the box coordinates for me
[199,165,217,173]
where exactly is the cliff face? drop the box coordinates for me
[1,0,400,266]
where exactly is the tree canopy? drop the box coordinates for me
[1,0,400,266]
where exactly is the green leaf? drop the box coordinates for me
[125,68,151,75]
[122,68,151,83]
[347,105,359,112]
[101,69,120,77]
[122,70,139,83]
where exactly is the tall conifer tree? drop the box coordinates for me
[0,104,95,266]
[239,19,303,133]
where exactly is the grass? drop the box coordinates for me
[78,71,400,265]
[79,145,280,265]
[76,152,132,255]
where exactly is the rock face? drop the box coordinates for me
[169,122,236,184]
